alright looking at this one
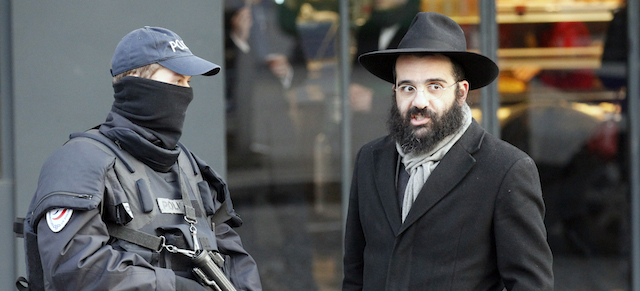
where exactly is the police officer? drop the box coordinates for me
[22,27,262,291]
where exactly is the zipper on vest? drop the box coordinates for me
[31,191,94,217]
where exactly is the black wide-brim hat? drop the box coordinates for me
[358,12,499,90]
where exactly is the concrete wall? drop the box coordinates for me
[3,0,226,288]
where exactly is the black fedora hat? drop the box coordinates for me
[358,12,499,90]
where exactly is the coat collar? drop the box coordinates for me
[372,119,486,235]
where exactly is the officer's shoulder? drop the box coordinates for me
[31,136,115,220]
[42,136,117,171]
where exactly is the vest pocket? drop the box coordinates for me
[136,179,154,213]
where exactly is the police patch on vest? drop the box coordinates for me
[157,198,185,214]
[46,208,73,233]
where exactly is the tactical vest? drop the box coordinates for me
[16,130,234,290]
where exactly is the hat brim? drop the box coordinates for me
[358,49,499,91]
[159,55,221,76]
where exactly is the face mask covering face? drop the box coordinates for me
[111,76,194,149]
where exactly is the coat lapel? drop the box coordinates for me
[372,138,403,235]
[398,121,485,234]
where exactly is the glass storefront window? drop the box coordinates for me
[225,0,343,289]
[225,0,633,289]
[494,0,629,289]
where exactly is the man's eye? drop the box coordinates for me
[427,84,443,90]
[399,85,415,92]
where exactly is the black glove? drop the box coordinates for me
[175,276,209,291]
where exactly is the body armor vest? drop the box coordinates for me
[69,130,221,275]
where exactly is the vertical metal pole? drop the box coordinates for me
[0,0,13,181]
[478,0,500,137]
[0,0,17,287]
[627,0,640,289]
[339,0,352,239]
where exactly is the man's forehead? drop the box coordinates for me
[395,54,455,81]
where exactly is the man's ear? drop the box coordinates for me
[457,80,470,105]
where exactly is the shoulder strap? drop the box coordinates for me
[106,222,164,251]
[176,143,200,224]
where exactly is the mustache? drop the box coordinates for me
[405,106,437,122]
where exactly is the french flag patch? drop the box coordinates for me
[46,208,73,233]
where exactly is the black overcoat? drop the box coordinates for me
[343,120,554,290]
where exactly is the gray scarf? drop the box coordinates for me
[397,103,472,222]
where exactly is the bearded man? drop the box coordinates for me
[342,12,554,291]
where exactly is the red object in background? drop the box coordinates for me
[539,22,596,90]
[542,22,592,47]
[587,120,619,161]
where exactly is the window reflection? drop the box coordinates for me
[224,0,632,289]
[225,0,342,289]
[495,1,629,289]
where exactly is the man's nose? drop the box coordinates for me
[411,90,430,109]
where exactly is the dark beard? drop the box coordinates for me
[388,97,465,154]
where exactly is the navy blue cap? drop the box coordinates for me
[111,26,220,77]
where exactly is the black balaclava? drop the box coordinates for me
[111,76,193,148]
[100,76,194,172]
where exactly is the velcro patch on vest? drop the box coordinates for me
[46,208,73,233]
[157,198,185,214]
